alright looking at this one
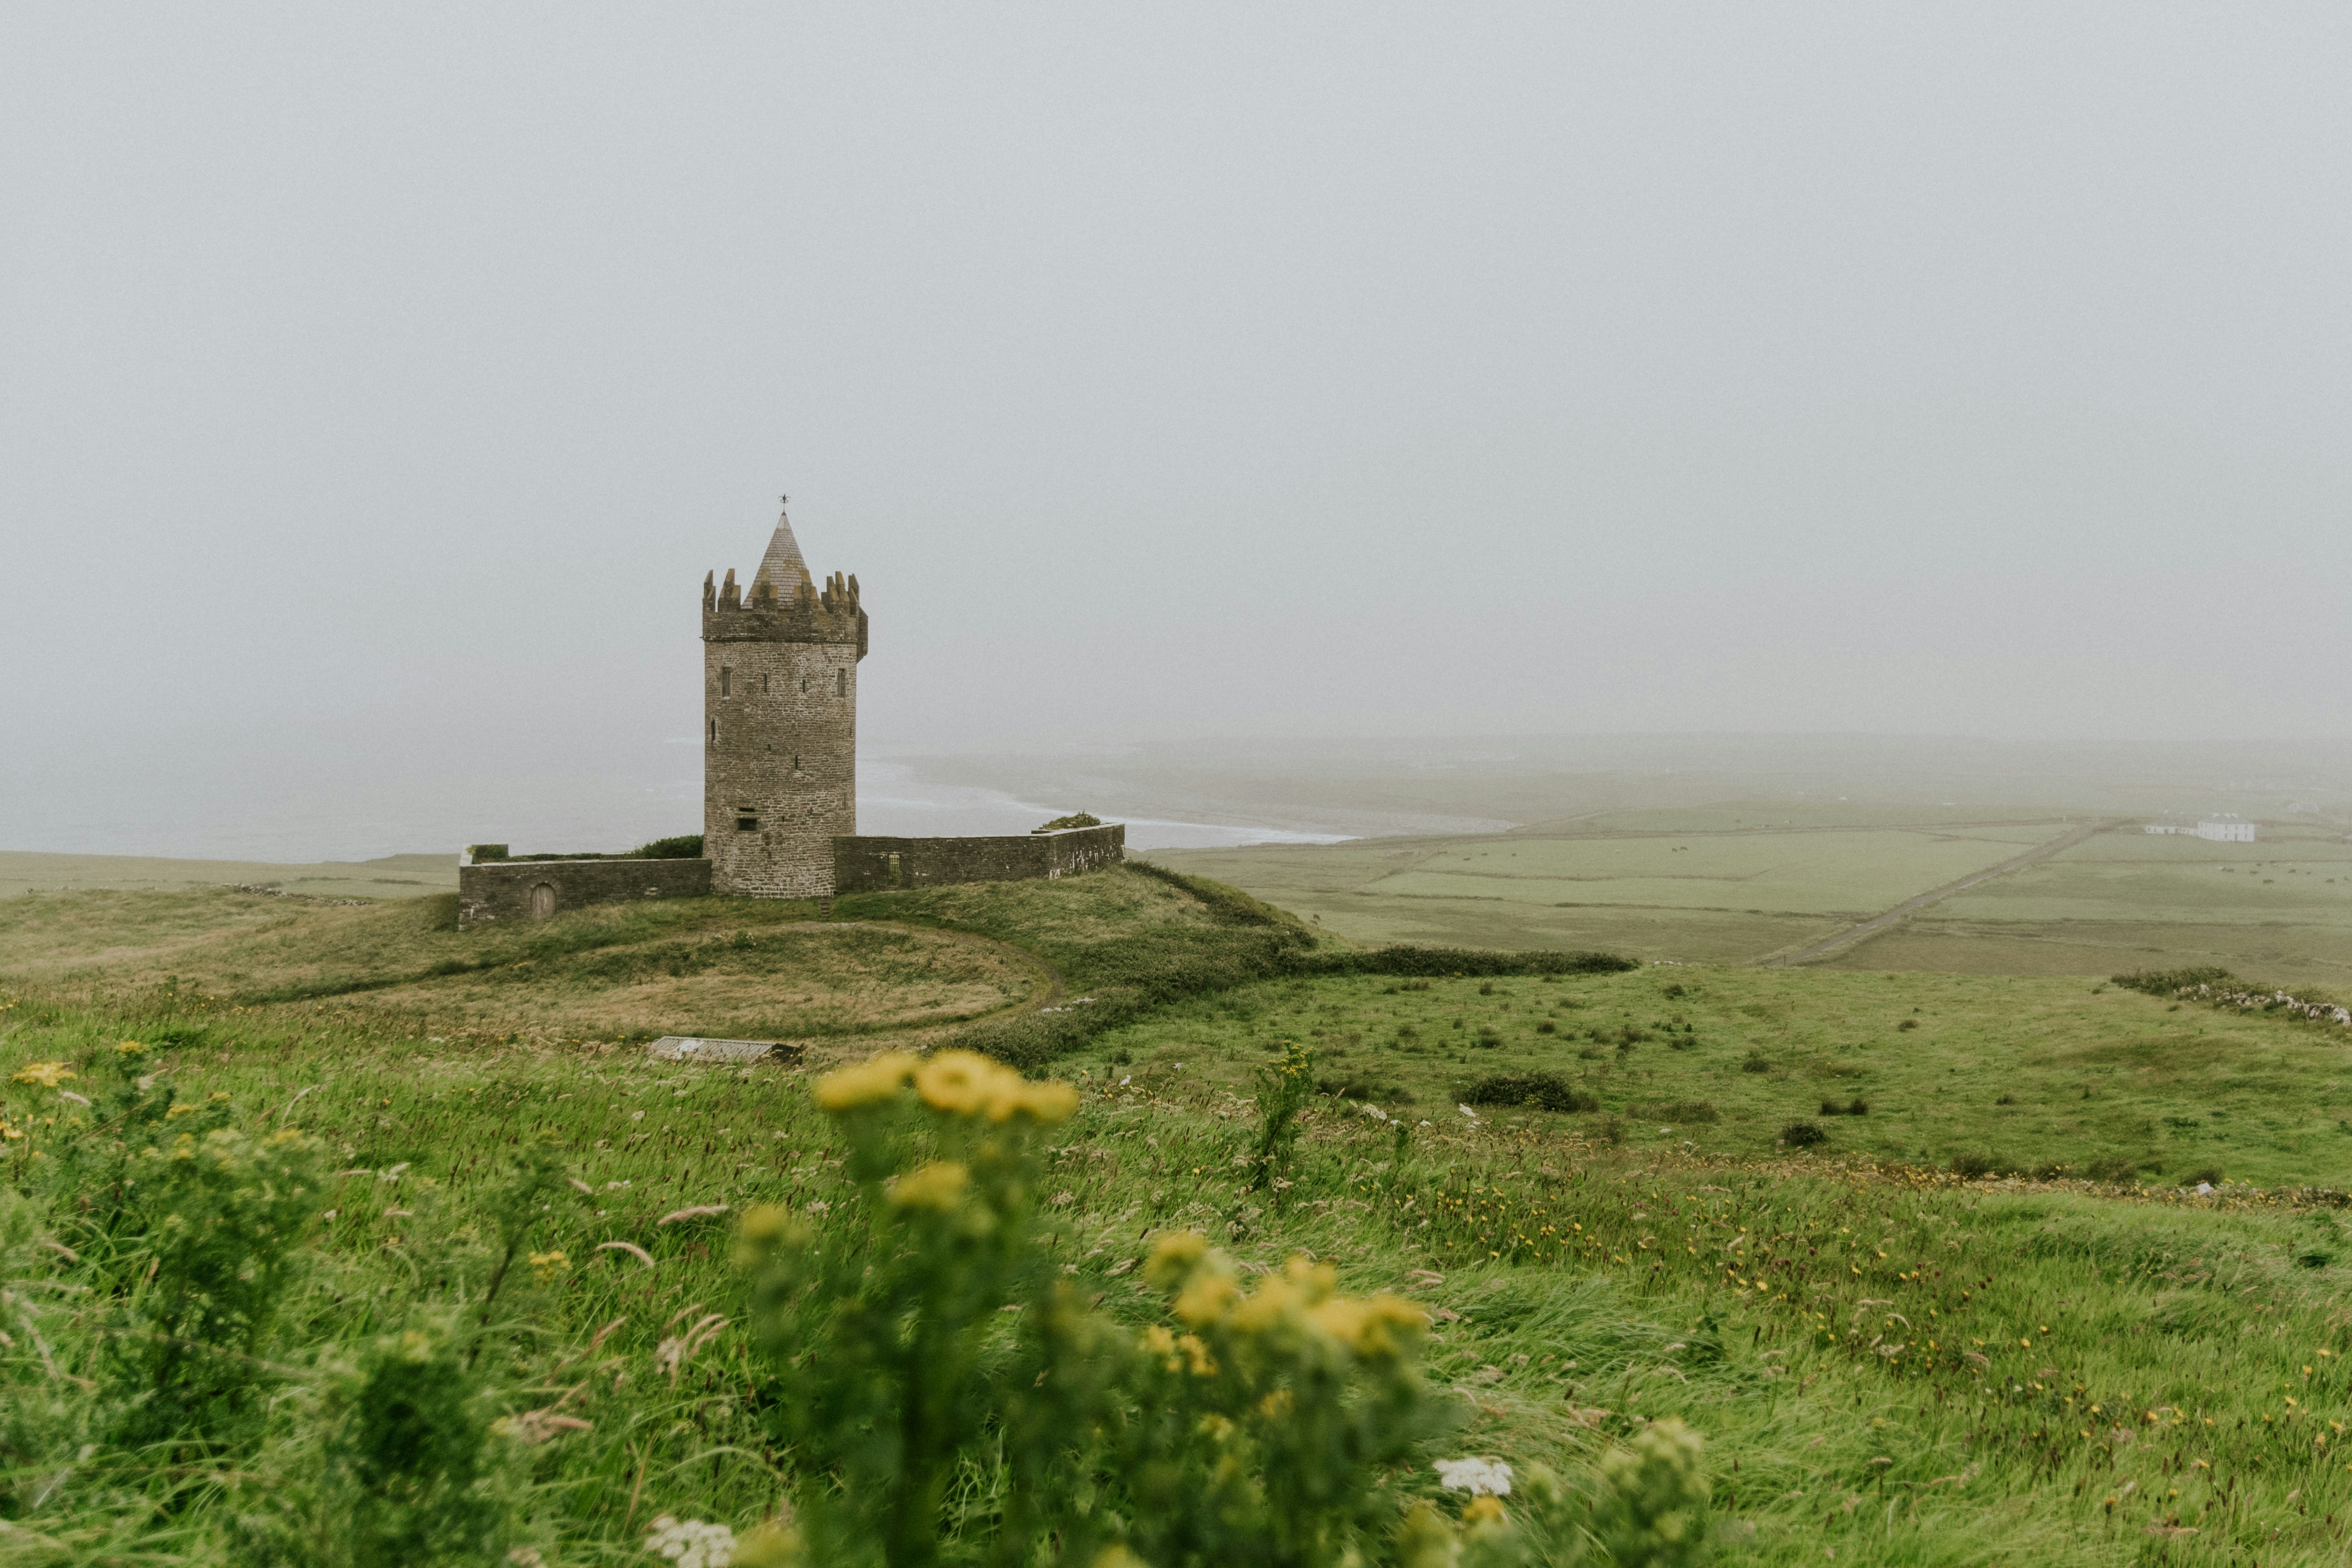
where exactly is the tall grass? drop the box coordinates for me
[13,868,2352,1563]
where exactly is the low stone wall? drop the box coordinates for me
[458,858,712,928]
[832,823,1125,894]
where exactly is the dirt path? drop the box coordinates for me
[1755,819,2112,968]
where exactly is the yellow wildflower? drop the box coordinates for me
[1090,1548,1150,1568]
[1174,1268,1242,1328]
[990,1077,1078,1125]
[1142,1324,1178,1361]
[1175,1333,1216,1376]
[731,1521,808,1568]
[915,1050,1002,1115]
[1308,1294,1425,1360]
[115,1040,147,1057]
[1144,1231,1211,1289]
[529,1249,569,1283]
[1461,1496,1507,1527]
[1395,1502,1455,1568]
[1230,1276,1306,1338]
[813,1052,919,1112]
[166,1103,201,1119]
[1282,1254,1338,1301]
[11,1062,74,1089]
[889,1160,971,1212]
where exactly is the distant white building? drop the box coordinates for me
[2142,823,2186,835]
[2196,815,2256,843]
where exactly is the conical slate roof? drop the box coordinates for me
[750,505,813,595]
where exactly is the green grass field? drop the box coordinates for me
[0,850,459,900]
[1829,822,2352,984]
[1060,965,2352,1192]
[1154,803,2352,982]
[9,866,2352,1563]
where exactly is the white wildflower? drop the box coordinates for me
[1435,1456,1513,1496]
[1357,1102,1390,1122]
[644,1514,735,1568]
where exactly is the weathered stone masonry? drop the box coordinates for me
[832,823,1126,894]
[459,857,712,927]
[702,509,867,899]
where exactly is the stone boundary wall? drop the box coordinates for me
[458,858,712,928]
[832,823,1125,894]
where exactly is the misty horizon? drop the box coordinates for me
[7,7,2350,860]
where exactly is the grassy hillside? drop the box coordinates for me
[7,866,2352,1563]
[1060,966,2352,1191]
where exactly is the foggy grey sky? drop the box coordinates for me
[7,5,2352,849]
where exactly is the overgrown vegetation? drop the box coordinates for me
[2,1009,1717,1567]
[19,863,2352,1561]
[1461,1072,1600,1114]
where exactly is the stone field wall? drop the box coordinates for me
[458,857,713,928]
[831,823,1125,894]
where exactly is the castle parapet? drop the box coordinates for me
[701,591,868,655]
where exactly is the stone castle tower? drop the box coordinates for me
[701,502,868,897]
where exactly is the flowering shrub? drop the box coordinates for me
[1246,1040,1316,1200]
[1110,1235,1445,1567]
[738,1050,1082,1567]
[739,1047,1711,1566]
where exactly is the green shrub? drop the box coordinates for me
[1034,812,1103,832]
[1474,1419,1714,1567]
[2111,966,2235,996]
[632,833,705,859]
[1310,948,1637,981]
[1459,1072,1599,1114]
[1249,1042,1317,1199]
[1739,1051,1773,1074]
[241,1315,519,1568]
[99,1117,324,1446]
[1780,1121,1827,1150]
[734,1047,1518,1568]
[1319,1074,1414,1106]
[1644,1100,1719,1125]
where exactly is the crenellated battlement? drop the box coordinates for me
[703,553,867,654]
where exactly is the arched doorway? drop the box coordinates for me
[529,882,556,919]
